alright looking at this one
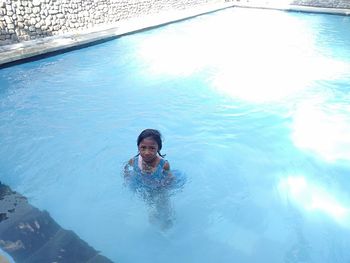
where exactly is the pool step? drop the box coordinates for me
[0,182,114,263]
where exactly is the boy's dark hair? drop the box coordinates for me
[137,129,165,157]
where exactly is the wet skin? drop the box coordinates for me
[138,138,160,166]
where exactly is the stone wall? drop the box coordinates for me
[291,0,350,8]
[1,0,350,46]
[0,0,223,45]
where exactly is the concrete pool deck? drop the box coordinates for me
[0,2,350,68]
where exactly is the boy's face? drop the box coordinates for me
[138,137,159,163]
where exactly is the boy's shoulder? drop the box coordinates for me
[162,159,170,170]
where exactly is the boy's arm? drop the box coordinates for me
[124,158,134,179]
[163,160,170,171]
[162,161,174,186]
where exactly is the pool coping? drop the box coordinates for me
[0,2,350,67]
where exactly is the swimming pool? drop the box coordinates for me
[1,6,350,263]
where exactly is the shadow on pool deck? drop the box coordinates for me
[0,182,114,263]
[0,2,349,68]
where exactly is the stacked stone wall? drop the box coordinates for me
[0,0,223,45]
[291,0,350,9]
[1,0,350,46]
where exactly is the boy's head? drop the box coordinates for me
[137,129,163,151]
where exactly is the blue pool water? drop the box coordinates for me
[1,7,350,263]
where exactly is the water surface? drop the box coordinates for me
[1,7,350,263]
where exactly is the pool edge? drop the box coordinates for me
[0,182,114,263]
[0,2,349,68]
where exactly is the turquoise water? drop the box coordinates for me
[1,7,350,263]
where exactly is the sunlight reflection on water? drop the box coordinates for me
[291,99,350,162]
[279,175,350,227]
[137,8,350,103]
[1,7,350,263]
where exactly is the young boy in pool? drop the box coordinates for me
[124,129,174,229]
[125,129,173,188]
